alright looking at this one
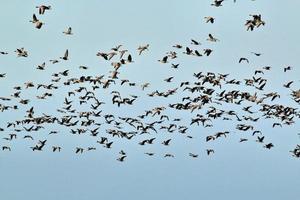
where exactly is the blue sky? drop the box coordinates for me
[0,0,300,200]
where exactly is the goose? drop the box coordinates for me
[158,56,168,63]
[63,27,73,35]
[127,54,133,63]
[87,147,96,151]
[104,141,113,148]
[15,48,28,57]
[52,146,61,152]
[107,52,117,60]
[0,51,8,55]
[119,49,128,59]
[137,44,149,55]
[189,153,198,158]
[207,33,219,42]
[29,14,39,23]
[263,66,271,70]
[284,66,292,72]
[49,59,59,64]
[36,62,45,70]
[251,52,262,56]
[147,138,156,144]
[203,49,213,56]
[79,65,88,70]
[239,57,249,63]
[139,140,148,145]
[145,152,155,156]
[240,138,248,142]
[264,143,274,149]
[2,146,11,151]
[117,155,127,162]
[97,137,108,144]
[183,47,193,55]
[256,136,264,143]
[111,45,122,51]
[162,139,171,146]
[171,63,179,69]
[194,50,202,57]
[283,81,293,88]
[141,83,150,90]
[35,21,44,29]
[60,49,68,60]
[172,44,182,49]
[206,149,215,155]
[204,16,215,23]
[119,150,126,155]
[29,14,44,29]
[164,77,174,82]
[36,5,51,15]
[191,39,201,45]
[75,147,84,154]
[211,0,224,7]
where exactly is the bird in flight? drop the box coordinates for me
[63,27,73,35]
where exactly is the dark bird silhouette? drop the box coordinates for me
[239,57,249,63]
[60,49,69,60]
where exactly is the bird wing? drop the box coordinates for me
[33,14,38,22]
[64,49,68,58]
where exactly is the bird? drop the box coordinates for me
[251,52,262,56]
[164,153,174,158]
[29,14,39,23]
[256,136,265,143]
[0,2,298,162]
[211,0,225,7]
[158,56,168,63]
[145,152,155,156]
[75,147,84,154]
[127,54,133,63]
[239,57,249,63]
[207,34,219,42]
[36,5,51,15]
[283,81,293,88]
[2,146,11,151]
[0,73,6,78]
[164,77,174,82]
[104,142,113,148]
[36,62,46,70]
[162,139,171,146]
[264,143,274,149]
[117,155,127,162]
[171,63,180,69]
[189,153,198,158]
[52,146,61,152]
[203,49,213,56]
[0,51,8,55]
[191,39,201,45]
[137,44,149,55]
[15,48,28,57]
[204,16,215,23]
[240,138,248,143]
[206,149,215,155]
[30,14,44,29]
[284,66,292,72]
[63,27,73,35]
[60,49,69,60]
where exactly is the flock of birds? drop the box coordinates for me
[0,1,300,162]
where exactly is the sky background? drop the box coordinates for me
[0,0,300,200]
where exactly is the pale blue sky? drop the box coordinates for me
[0,1,300,200]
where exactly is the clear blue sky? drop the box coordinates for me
[0,1,300,200]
